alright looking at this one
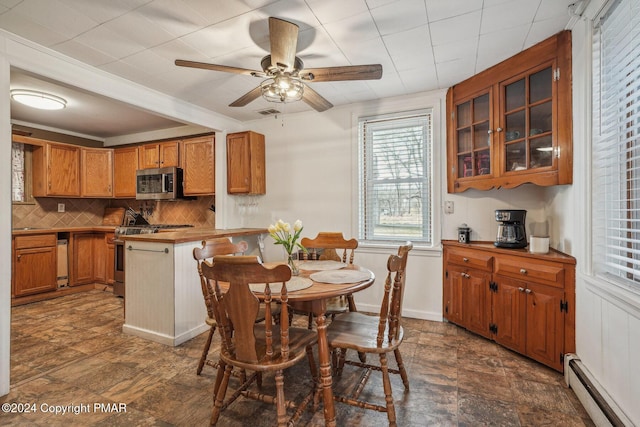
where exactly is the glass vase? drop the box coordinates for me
[287,252,299,276]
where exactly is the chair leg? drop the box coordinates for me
[197,324,216,375]
[274,369,287,427]
[212,361,225,398]
[305,345,321,410]
[394,348,409,390]
[336,348,347,376]
[307,312,313,330]
[210,363,232,426]
[379,353,397,427]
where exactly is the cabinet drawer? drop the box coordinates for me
[14,234,57,250]
[446,247,493,271]
[495,255,564,288]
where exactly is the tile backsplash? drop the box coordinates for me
[12,196,215,229]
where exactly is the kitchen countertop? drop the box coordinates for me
[12,225,117,235]
[441,240,576,264]
[120,227,268,244]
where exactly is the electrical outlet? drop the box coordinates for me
[57,203,65,213]
[444,201,454,214]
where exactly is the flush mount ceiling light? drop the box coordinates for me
[10,89,67,110]
[260,75,304,104]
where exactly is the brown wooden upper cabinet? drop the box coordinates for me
[113,146,139,198]
[81,147,113,197]
[446,30,572,193]
[227,131,266,195]
[138,140,180,169]
[29,138,81,197]
[183,135,215,195]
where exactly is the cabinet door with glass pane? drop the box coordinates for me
[446,30,572,193]
[500,63,555,175]
[453,90,493,182]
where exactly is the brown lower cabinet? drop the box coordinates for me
[12,234,57,297]
[11,230,115,303]
[442,240,575,372]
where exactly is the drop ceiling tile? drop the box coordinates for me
[0,0,22,8]
[102,10,177,48]
[383,25,434,72]
[433,38,477,65]
[306,0,368,24]
[183,0,253,23]
[150,38,209,64]
[58,0,152,23]
[365,0,398,9]
[323,11,381,43]
[398,66,439,93]
[476,25,529,72]
[426,0,483,23]
[480,0,539,35]
[12,0,98,38]
[137,0,209,38]
[340,37,392,69]
[179,15,261,60]
[259,0,320,30]
[53,39,119,66]
[524,15,570,49]
[436,57,475,87]
[370,0,427,36]
[430,10,481,46]
[535,0,573,21]
[121,49,178,76]
[0,11,69,47]
[73,25,146,59]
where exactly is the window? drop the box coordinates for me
[11,142,34,205]
[358,110,433,244]
[592,0,640,288]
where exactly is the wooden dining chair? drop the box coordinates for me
[327,242,413,427]
[193,238,280,375]
[201,255,320,427]
[294,232,359,328]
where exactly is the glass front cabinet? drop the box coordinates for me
[447,31,572,193]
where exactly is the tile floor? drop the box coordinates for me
[1,290,594,426]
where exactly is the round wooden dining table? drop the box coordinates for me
[250,262,375,427]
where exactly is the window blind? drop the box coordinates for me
[359,111,432,243]
[592,0,640,286]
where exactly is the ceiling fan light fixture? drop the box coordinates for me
[260,76,303,103]
[10,89,67,110]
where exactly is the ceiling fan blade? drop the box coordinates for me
[175,59,259,76]
[229,86,263,107]
[300,64,383,82]
[269,17,299,71]
[301,85,333,112]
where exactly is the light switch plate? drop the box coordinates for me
[57,203,65,213]
[444,201,454,214]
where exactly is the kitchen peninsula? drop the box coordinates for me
[120,227,267,346]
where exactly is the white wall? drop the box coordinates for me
[549,2,640,424]
[224,90,549,321]
[0,44,12,397]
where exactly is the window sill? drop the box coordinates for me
[582,273,640,318]
[358,241,442,257]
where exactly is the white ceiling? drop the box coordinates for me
[1,0,578,140]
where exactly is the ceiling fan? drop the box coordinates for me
[175,17,383,112]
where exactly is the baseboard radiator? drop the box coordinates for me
[564,354,634,427]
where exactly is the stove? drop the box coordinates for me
[113,224,193,297]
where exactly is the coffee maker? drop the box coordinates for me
[494,209,527,248]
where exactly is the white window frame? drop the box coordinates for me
[591,0,640,297]
[357,109,434,246]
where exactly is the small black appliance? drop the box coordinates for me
[494,209,527,249]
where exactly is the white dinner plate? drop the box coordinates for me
[249,276,313,294]
[309,269,371,284]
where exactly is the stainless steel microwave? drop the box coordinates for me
[135,166,184,200]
